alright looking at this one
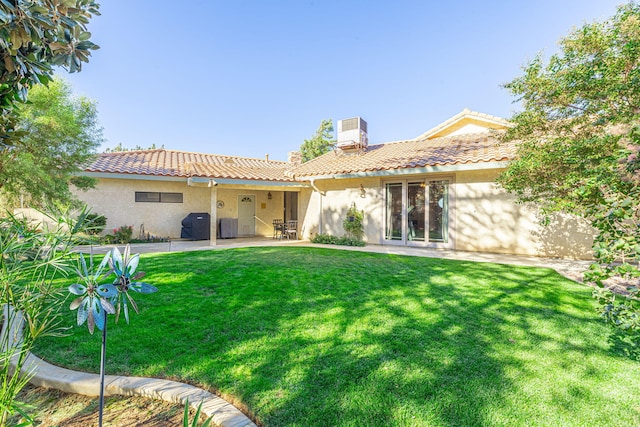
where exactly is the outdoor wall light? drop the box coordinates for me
[359,184,366,198]
[268,192,272,200]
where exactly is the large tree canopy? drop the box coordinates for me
[300,119,335,162]
[498,2,640,333]
[0,79,102,208]
[0,0,100,148]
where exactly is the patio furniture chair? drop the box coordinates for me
[272,219,285,239]
[284,220,298,240]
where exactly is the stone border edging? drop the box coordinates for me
[2,306,256,427]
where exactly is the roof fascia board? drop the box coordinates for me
[190,177,308,187]
[81,172,306,187]
[81,172,185,182]
[297,161,510,180]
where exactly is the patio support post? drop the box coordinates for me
[210,185,217,246]
[310,179,324,235]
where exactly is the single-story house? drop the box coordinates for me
[74,109,594,259]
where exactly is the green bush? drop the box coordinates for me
[343,202,364,240]
[311,234,365,247]
[83,213,107,235]
[112,225,133,244]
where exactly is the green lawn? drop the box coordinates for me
[34,247,640,427]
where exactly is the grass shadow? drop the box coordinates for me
[33,247,640,427]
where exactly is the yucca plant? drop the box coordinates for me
[183,399,212,427]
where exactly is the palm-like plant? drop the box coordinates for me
[183,399,212,427]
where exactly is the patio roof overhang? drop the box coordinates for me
[187,176,309,190]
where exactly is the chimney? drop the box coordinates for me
[288,151,302,165]
[265,153,269,161]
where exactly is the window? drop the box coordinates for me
[160,192,183,203]
[135,192,183,203]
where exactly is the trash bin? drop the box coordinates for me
[180,213,210,240]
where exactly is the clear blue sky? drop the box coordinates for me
[62,0,621,161]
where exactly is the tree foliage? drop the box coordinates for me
[0,0,100,148]
[0,79,102,208]
[104,142,164,153]
[300,119,335,162]
[498,2,640,334]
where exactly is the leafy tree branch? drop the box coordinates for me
[498,2,640,334]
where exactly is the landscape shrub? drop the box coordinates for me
[83,213,107,236]
[343,202,365,240]
[112,225,133,244]
[311,234,365,247]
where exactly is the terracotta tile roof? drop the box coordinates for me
[84,131,516,183]
[290,132,516,178]
[84,149,295,182]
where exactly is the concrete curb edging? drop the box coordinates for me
[2,306,256,427]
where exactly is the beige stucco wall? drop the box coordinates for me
[75,171,594,258]
[300,177,384,242]
[73,178,302,239]
[73,178,211,238]
[300,170,594,259]
[454,169,593,258]
[215,187,288,237]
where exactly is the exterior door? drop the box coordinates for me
[237,195,255,236]
[284,191,298,221]
[384,179,450,247]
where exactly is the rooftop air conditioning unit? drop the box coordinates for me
[336,117,368,150]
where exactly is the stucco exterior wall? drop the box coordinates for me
[300,177,384,242]
[215,187,287,237]
[454,169,593,258]
[75,172,594,259]
[73,178,211,238]
[73,178,305,239]
[300,170,594,259]
[296,188,313,237]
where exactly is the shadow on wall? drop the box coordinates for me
[456,185,538,255]
[316,198,382,242]
[531,211,594,259]
[455,183,594,258]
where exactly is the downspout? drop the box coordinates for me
[309,178,324,235]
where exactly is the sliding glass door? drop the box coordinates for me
[428,181,448,243]
[408,182,426,241]
[385,183,403,240]
[384,179,450,246]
